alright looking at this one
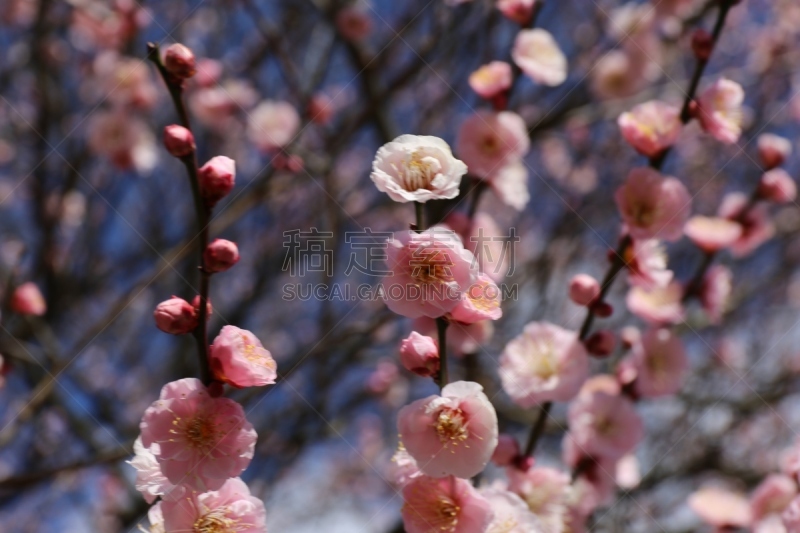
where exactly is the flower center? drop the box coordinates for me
[241,334,276,369]
[183,414,218,452]
[528,339,557,380]
[193,510,237,533]
[434,496,461,532]
[399,150,442,192]
[434,407,469,446]
[410,247,455,285]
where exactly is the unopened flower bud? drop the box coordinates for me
[398,332,439,378]
[204,239,240,273]
[759,168,797,204]
[10,282,46,316]
[586,330,616,357]
[569,274,601,306]
[491,434,520,467]
[198,156,235,206]
[592,301,614,318]
[691,29,714,62]
[207,381,225,397]
[513,455,535,472]
[164,43,197,79]
[192,295,213,318]
[154,297,197,335]
[307,94,334,125]
[163,125,195,158]
[758,133,792,170]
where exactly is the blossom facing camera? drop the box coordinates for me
[615,167,691,242]
[371,135,467,203]
[153,297,197,335]
[163,125,195,158]
[512,29,568,86]
[469,61,513,99]
[617,100,682,158]
[198,155,236,206]
[401,475,494,533]
[210,326,278,388]
[163,43,197,80]
[696,78,745,144]
[161,477,267,533]
[499,321,589,407]
[397,381,498,479]
[10,282,46,316]
[140,378,257,492]
[204,239,240,273]
[449,274,503,324]
[569,274,601,306]
[398,332,440,378]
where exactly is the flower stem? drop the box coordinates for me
[415,202,426,233]
[522,402,552,458]
[436,317,449,390]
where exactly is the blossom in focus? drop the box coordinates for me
[449,273,503,324]
[568,274,600,307]
[397,381,498,479]
[497,0,536,25]
[567,385,643,461]
[398,331,440,378]
[247,100,301,153]
[512,29,568,86]
[10,282,46,316]
[683,215,743,252]
[759,168,797,204]
[161,477,267,533]
[469,61,513,99]
[758,133,792,170]
[718,192,775,258]
[456,110,530,179]
[750,474,796,526]
[480,487,546,533]
[625,238,673,289]
[507,466,570,532]
[615,167,691,241]
[153,297,197,335]
[371,135,467,203]
[209,326,278,388]
[383,228,477,318]
[128,436,183,504]
[700,265,732,324]
[620,328,687,397]
[626,281,685,324]
[198,155,236,206]
[688,486,752,529]
[499,321,589,407]
[489,160,530,211]
[401,475,494,533]
[140,378,257,491]
[696,78,745,144]
[617,100,682,158]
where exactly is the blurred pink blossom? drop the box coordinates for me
[621,327,688,397]
[683,215,743,252]
[247,100,301,153]
[759,168,797,204]
[489,160,530,211]
[497,0,536,25]
[697,78,745,144]
[469,61,513,99]
[758,133,792,170]
[700,265,732,324]
[10,282,46,316]
[567,385,643,461]
[569,273,600,306]
[499,321,589,407]
[456,110,530,179]
[398,331,440,378]
[625,238,673,289]
[750,474,796,525]
[397,380,498,479]
[507,466,570,531]
[87,108,157,172]
[615,167,691,242]
[718,192,775,258]
[480,487,546,533]
[688,486,752,529]
[512,29,567,86]
[618,100,682,158]
[626,281,685,324]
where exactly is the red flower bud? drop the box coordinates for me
[198,156,235,206]
[163,43,197,80]
[10,282,46,316]
[163,125,195,158]
[585,330,616,357]
[204,239,240,273]
[592,301,614,318]
[154,297,197,335]
[691,29,714,62]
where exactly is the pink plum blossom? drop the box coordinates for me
[10,282,46,316]
[696,78,745,144]
[758,133,792,170]
[568,274,600,306]
[397,380,498,479]
[198,156,236,206]
[617,100,682,158]
[499,321,589,407]
[718,192,775,258]
[622,328,688,397]
[399,332,440,378]
[456,110,530,179]
[783,497,800,531]
[209,326,278,388]
[507,466,570,531]
[401,475,494,533]
[189,80,258,128]
[781,440,800,482]
[683,215,743,252]
[591,50,649,101]
[247,100,301,153]
[383,228,477,318]
[389,444,422,488]
[751,474,797,525]
[161,477,267,533]
[615,167,691,241]
[469,61,513,99]
[139,378,257,492]
[688,486,752,529]
[625,239,673,289]
[759,168,797,204]
[128,436,183,504]
[512,29,568,86]
[371,135,467,203]
[480,487,546,533]
[87,108,156,172]
[562,436,618,513]
[92,52,157,109]
[626,281,685,324]
[489,160,530,211]
[497,0,536,25]
[147,502,165,533]
[449,274,503,324]
[567,385,643,461]
[700,265,732,324]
